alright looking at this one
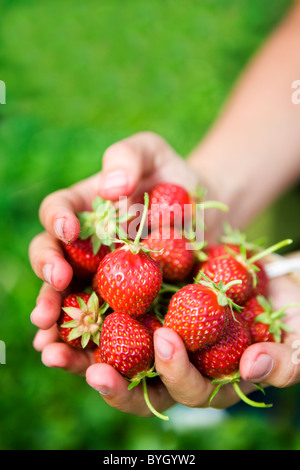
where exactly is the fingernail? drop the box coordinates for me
[248,354,274,381]
[102,171,128,190]
[54,217,65,239]
[155,334,174,360]
[96,386,111,396]
[43,264,53,285]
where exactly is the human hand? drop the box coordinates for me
[29,132,205,390]
[84,268,300,417]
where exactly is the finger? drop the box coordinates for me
[29,232,73,291]
[30,282,63,330]
[41,342,94,375]
[86,363,174,418]
[39,173,102,243]
[33,325,60,351]
[240,341,300,388]
[153,327,215,408]
[99,132,178,201]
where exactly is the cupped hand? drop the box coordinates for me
[85,269,300,418]
[29,132,204,413]
[30,131,300,418]
[32,266,300,418]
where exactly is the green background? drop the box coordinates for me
[1,0,300,450]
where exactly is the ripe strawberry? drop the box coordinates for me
[189,314,272,408]
[94,312,154,378]
[164,278,241,351]
[94,311,169,421]
[193,243,240,280]
[201,253,254,305]
[97,244,162,317]
[189,315,251,379]
[96,193,163,317]
[217,223,276,297]
[147,182,191,230]
[202,244,269,297]
[142,227,195,282]
[200,239,292,304]
[57,292,108,349]
[63,238,110,280]
[240,295,295,343]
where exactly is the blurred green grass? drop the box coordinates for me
[1,0,300,451]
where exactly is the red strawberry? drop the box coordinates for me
[240,295,295,343]
[94,311,169,421]
[201,245,269,297]
[97,244,162,317]
[200,239,292,304]
[201,254,254,305]
[96,193,163,317]
[189,314,272,408]
[147,183,191,230]
[57,292,108,349]
[94,312,154,378]
[142,227,195,282]
[193,243,240,280]
[63,238,110,280]
[164,278,240,351]
[189,315,251,379]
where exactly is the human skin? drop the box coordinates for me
[29,1,300,416]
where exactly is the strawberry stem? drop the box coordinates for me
[272,302,300,317]
[142,378,169,421]
[247,239,293,265]
[211,374,273,408]
[159,283,181,295]
[201,201,229,212]
[232,382,273,408]
[134,193,149,246]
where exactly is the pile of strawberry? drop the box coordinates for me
[57,182,296,419]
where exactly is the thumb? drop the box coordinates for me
[240,341,300,388]
[99,132,175,201]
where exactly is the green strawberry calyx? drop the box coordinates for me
[195,270,244,318]
[77,196,131,254]
[254,295,298,343]
[210,372,273,409]
[219,222,267,253]
[61,292,109,348]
